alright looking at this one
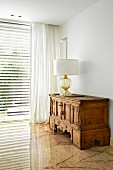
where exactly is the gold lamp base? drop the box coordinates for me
[60,89,72,96]
[60,75,72,96]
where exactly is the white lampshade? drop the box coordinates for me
[53,59,79,76]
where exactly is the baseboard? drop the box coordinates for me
[110,138,113,147]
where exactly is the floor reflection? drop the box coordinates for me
[0,121,30,170]
[0,122,113,170]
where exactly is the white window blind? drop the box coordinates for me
[0,21,30,117]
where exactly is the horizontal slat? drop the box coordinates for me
[0,48,30,51]
[0,61,30,64]
[0,99,30,102]
[0,77,30,79]
[0,95,30,103]
[0,98,30,102]
[0,84,30,87]
[0,66,30,69]
[0,22,30,29]
[0,73,29,76]
[0,49,29,53]
[0,22,30,28]
[0,86,30,88]
[0,33,30,37]
[0,83,30,86]
[0,39,29,43]
[0,27,30,33]
[0,88,30,91]
[0,89,30,92]
[0,100,29,104]
[0,103,29,107]
[0,100,30,104]
[0,79,30,82]
[0,98,29,102]
[0,92,29,95]
[0,97,30,101]
[0,54,30,57]
[0,105,30,109]
[0,55,30,59]
[0,40,29,45]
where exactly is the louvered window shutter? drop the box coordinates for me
[0,21,30,117]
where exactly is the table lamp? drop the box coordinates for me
[53,59,79,96]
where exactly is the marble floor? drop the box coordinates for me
[0,121,113,170]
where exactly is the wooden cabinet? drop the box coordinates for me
[49,94,110,149]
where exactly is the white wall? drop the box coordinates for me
[61,0,113,138]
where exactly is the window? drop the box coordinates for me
[0,20,30,117]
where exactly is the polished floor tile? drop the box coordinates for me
[0,122,113,170]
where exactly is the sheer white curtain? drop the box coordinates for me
[30,23,60,123]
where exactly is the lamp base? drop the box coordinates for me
[60,89,72,96]
[60,75,72,96]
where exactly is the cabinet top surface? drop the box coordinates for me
[49,93,109,101]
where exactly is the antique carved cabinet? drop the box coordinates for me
[49,94,110,149]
